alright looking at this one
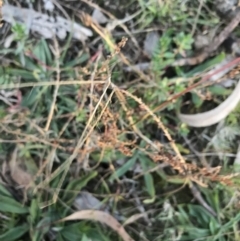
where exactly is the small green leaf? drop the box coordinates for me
[81,234,89,241]
[41,39,53,64]
[30,199,39,224]
[7,68,35,80]
[76,109,87,122]
[0,183,12,197]
[61,224,85,241]
[35,216,52,237]
[209,218,219,235]
[62,171,98,201]
[163,52,175,58]
[109,154,138,182]
[176,143,190,154]
[191,92,203,108]
[186,52,225,77]
[65,54,89,68]
[174,32,194,50]
[33,41,46,65]
[139,155,155,202]
[21,86,48,107]
[208,85,230,96]
[24,57,39,71]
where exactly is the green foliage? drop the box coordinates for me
[1,0,240,241]
[109,152,138,182]
[138,0,193,27]
[139,154,156,203]
[152,29,175,72]
[155,185,240,241]
[0,187,29,214]
[62,171,98,202]
[174,32,194,52]
[0,224,29,241]
[11,23,28,42]
[191,92,203,108]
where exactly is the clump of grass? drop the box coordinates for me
[1,0,240,240]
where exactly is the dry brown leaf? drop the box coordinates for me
[9,148,33,187]
[58,210,135,241]
[10,164,33,187]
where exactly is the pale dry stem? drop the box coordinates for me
[45,38,61,131]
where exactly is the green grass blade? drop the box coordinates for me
[139,154,155,203]
[0,194,29,214]
[0,223,28,241]
[109,153,138,182]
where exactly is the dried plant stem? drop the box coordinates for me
[115,88,159,151]
[113,85,186,165]
[0,80,106,90]
[35,76,113,206]
[45,38,61,131]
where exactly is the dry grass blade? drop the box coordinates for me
[34,73,113,207]
[0,80,106,90]
[58,210,135,241]
[123,212,152,226]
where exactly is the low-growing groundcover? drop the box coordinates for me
[1,0,240,241]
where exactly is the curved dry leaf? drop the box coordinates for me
[123,212,149,226]
[58,210,135,241]
[9,148,33,187]
[178,79,240,127]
